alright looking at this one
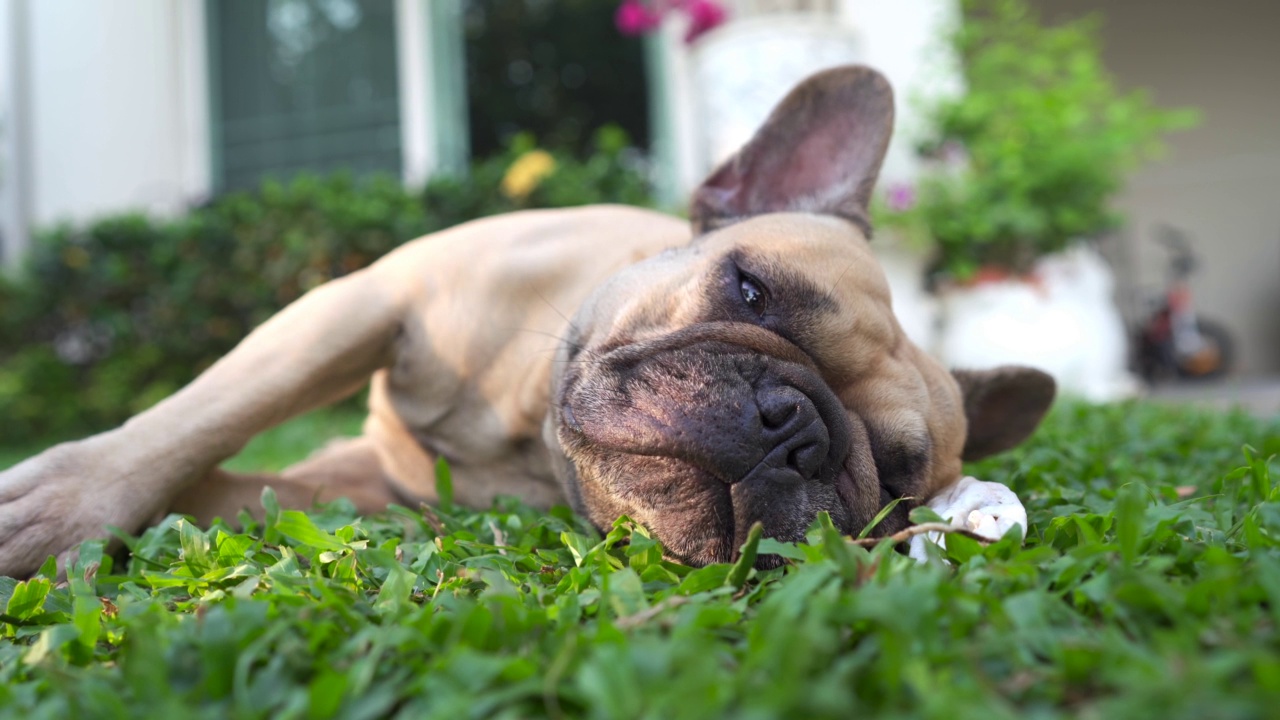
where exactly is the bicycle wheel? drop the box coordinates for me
[1176,319,1235,380]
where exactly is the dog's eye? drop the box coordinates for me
[739,273,769,315]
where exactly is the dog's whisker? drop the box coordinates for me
[827,259,857,297]
[531,290,602,359]
[508,326,604,363]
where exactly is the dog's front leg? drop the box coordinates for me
[0,268,406,577]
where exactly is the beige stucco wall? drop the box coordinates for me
[1030,0,1280,376]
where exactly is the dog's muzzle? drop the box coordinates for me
[557,324,866,564]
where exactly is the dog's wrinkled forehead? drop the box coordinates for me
[577,212,899,379]
[707,212,893,307]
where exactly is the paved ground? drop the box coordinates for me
[1148,376,1280,419]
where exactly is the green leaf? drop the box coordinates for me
[818,515,870,582]
[726,523,763,589]
[625,529,663,571]
[21,624,81,666]
[1114,483,1146,566]
[909,506,947,525]
[678,564,734,595]
[859,496,910,538]
[6,577,51,621]
[72,594,102,649]
[756,538,809,562]
[308,668,349,719]
[435,456,454,512]
[0,577,16,611]
[373,553,417,615]
[275,510,347,551]
[1244,445,1273,502]
[561,531,594,568]
[606,568,648,618]
[216,533,256,565]
[944,532,983,564]
[179,519,213,576]
[70,541,106,595]
[261,485,282,545]
[35,555,58,580]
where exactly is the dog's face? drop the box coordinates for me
[546,66,1055,565]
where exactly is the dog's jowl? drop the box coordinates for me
[0,66,1054,577]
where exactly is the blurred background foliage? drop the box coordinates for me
[0,129,653,445]
[876,0,1197,280]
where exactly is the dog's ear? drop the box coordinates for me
[952,366,1057,462]
[690,64,894,236]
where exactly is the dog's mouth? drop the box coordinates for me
[555,323,882,566]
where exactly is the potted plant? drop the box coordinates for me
[877,0,1197,400]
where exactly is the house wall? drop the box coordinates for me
[1029,0,1280,376]
[0,0,31,268]
[836,0,962,190]
[26,0,208,229]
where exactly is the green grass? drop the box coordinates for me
[221,408,368,473]
[2,400,1280,718]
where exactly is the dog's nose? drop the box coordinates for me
[750,385,830,482]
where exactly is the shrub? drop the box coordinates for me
[877,0,1197,279]
[0,128,654,445]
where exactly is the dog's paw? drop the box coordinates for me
[0,434,148,577]
[907,476,1027,562]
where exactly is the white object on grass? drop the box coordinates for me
[907,475,1027,562]
[935,244,1140,402]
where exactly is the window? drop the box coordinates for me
[462,0,649,157]
[207,0,402,191]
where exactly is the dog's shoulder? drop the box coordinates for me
[364,204,693,463]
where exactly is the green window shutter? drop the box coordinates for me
[206,0,402,192]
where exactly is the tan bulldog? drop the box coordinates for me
[0,66,1054,577]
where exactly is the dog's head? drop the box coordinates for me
[546,66,1055,566]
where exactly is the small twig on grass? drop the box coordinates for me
[615,595,690,630]
[848,522,995,547]
[488,520,508,556]
[418,503,446,535]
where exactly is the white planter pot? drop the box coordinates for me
[935,244,1140,402]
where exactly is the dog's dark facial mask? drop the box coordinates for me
[558,322,865,566]
[546,66,1055,566]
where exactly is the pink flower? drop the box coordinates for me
[938,141,968,168]
[615,0,727,42]
[682,0,727,42]
[615,0,662,36]
[886,183,916,212]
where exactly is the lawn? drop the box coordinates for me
[2,400,1279,718]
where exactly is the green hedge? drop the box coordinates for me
[0,129,655,445]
